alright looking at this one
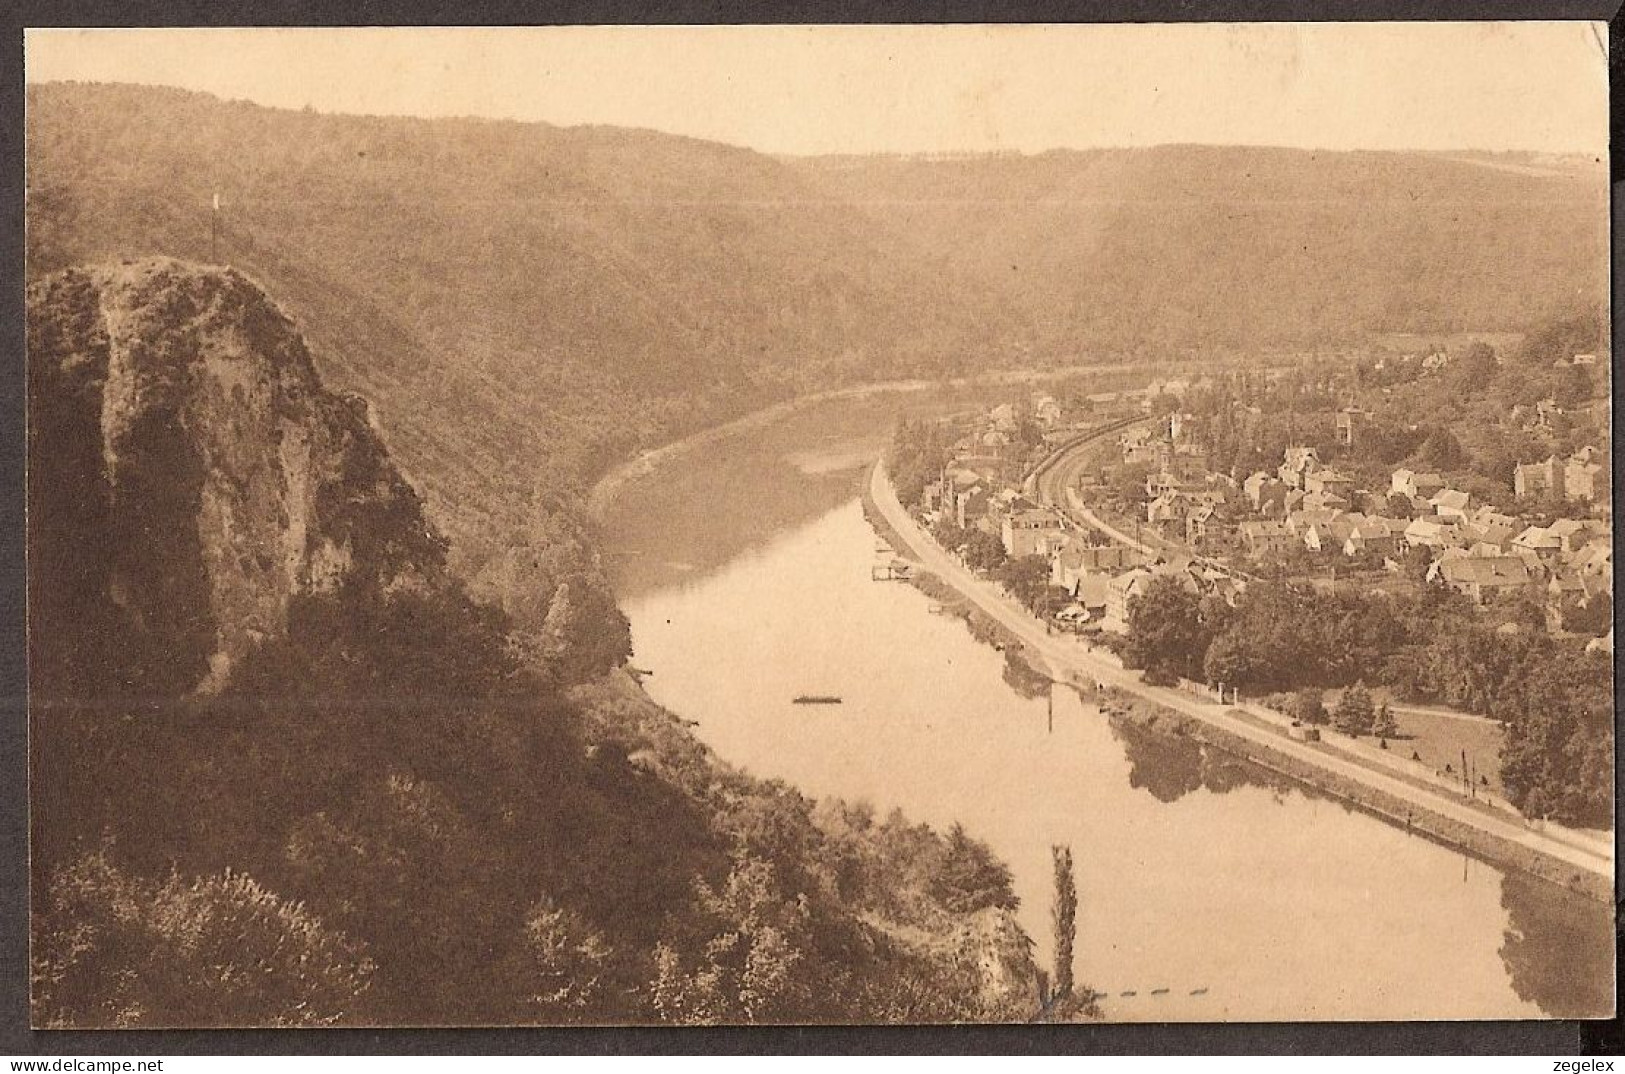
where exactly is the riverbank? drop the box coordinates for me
[865,457,1613,905]
[587,362,1183,523]
[1100,692,1610,904]
[861,470,1069,690]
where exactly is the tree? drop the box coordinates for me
[1030,584,1074,622]
[1385,492,1417,519]
[1373,701,1399,740]
[1416,426,1467,472]
[1399,543,1434,584]
[1124,576,1209,681]
[1292,688,1329,726]
[933,517,969,549]
[650,854,813,1025]
[1199,580,1353,693]
[890,420,953,508]
[1355,420,1424,467]
[1113,463,1152,507]
[962,529,1008,572]
[1202,631,1259,689]
[1563,593,1612,638]
[933,824,1019,915]
[1450,342,1498,397]
[1499,646,1613,827]
[1458,423,1533,492]
[1050,844,1077,1002]
[994,554,1056,611]
[1552,363,1592,408]
[1332,682,1376,736]
[509,896,614,1021]
[1501,594,1548,636]
[1516,308,1606,369]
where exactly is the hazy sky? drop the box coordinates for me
[25,24,1609,157]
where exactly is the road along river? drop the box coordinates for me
[596,389,1613,1022]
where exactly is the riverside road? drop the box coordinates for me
[868,457,1613,885]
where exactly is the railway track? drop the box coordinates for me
[1027,415,1257,582]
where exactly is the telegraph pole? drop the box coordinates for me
[210,191,220,263]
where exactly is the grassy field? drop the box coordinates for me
[1327,687,1508,796]
[1391,707,1506,797]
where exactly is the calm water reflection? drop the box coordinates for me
[1109,714,1282,804]
[600,393,1612,1022]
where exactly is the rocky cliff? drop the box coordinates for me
[28,261,1042,1028]
[28,258,443,700]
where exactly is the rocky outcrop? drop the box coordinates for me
[965,906,1042,1017]
[28,258,1048,1028]
[28,258,443,699]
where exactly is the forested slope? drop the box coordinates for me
[25,82,1014,642]
[28,85,1607,651]
[793,146,1607,355]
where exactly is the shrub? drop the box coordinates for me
[1292,688,1329,726]
[35,853,373,1028]
[1141,665,1180,687]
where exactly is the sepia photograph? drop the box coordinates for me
[21,22,1615,1030]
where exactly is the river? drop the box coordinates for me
[597,389,1612,1022]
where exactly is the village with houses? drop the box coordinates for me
[887,328,1612,829]
[904,361,1611,656]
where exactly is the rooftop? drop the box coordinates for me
[1438,556,1531,586]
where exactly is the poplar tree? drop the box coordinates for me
[1050,844,1077,1000]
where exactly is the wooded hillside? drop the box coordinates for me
[28,84,1606,627]
[793,146,1607,355]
